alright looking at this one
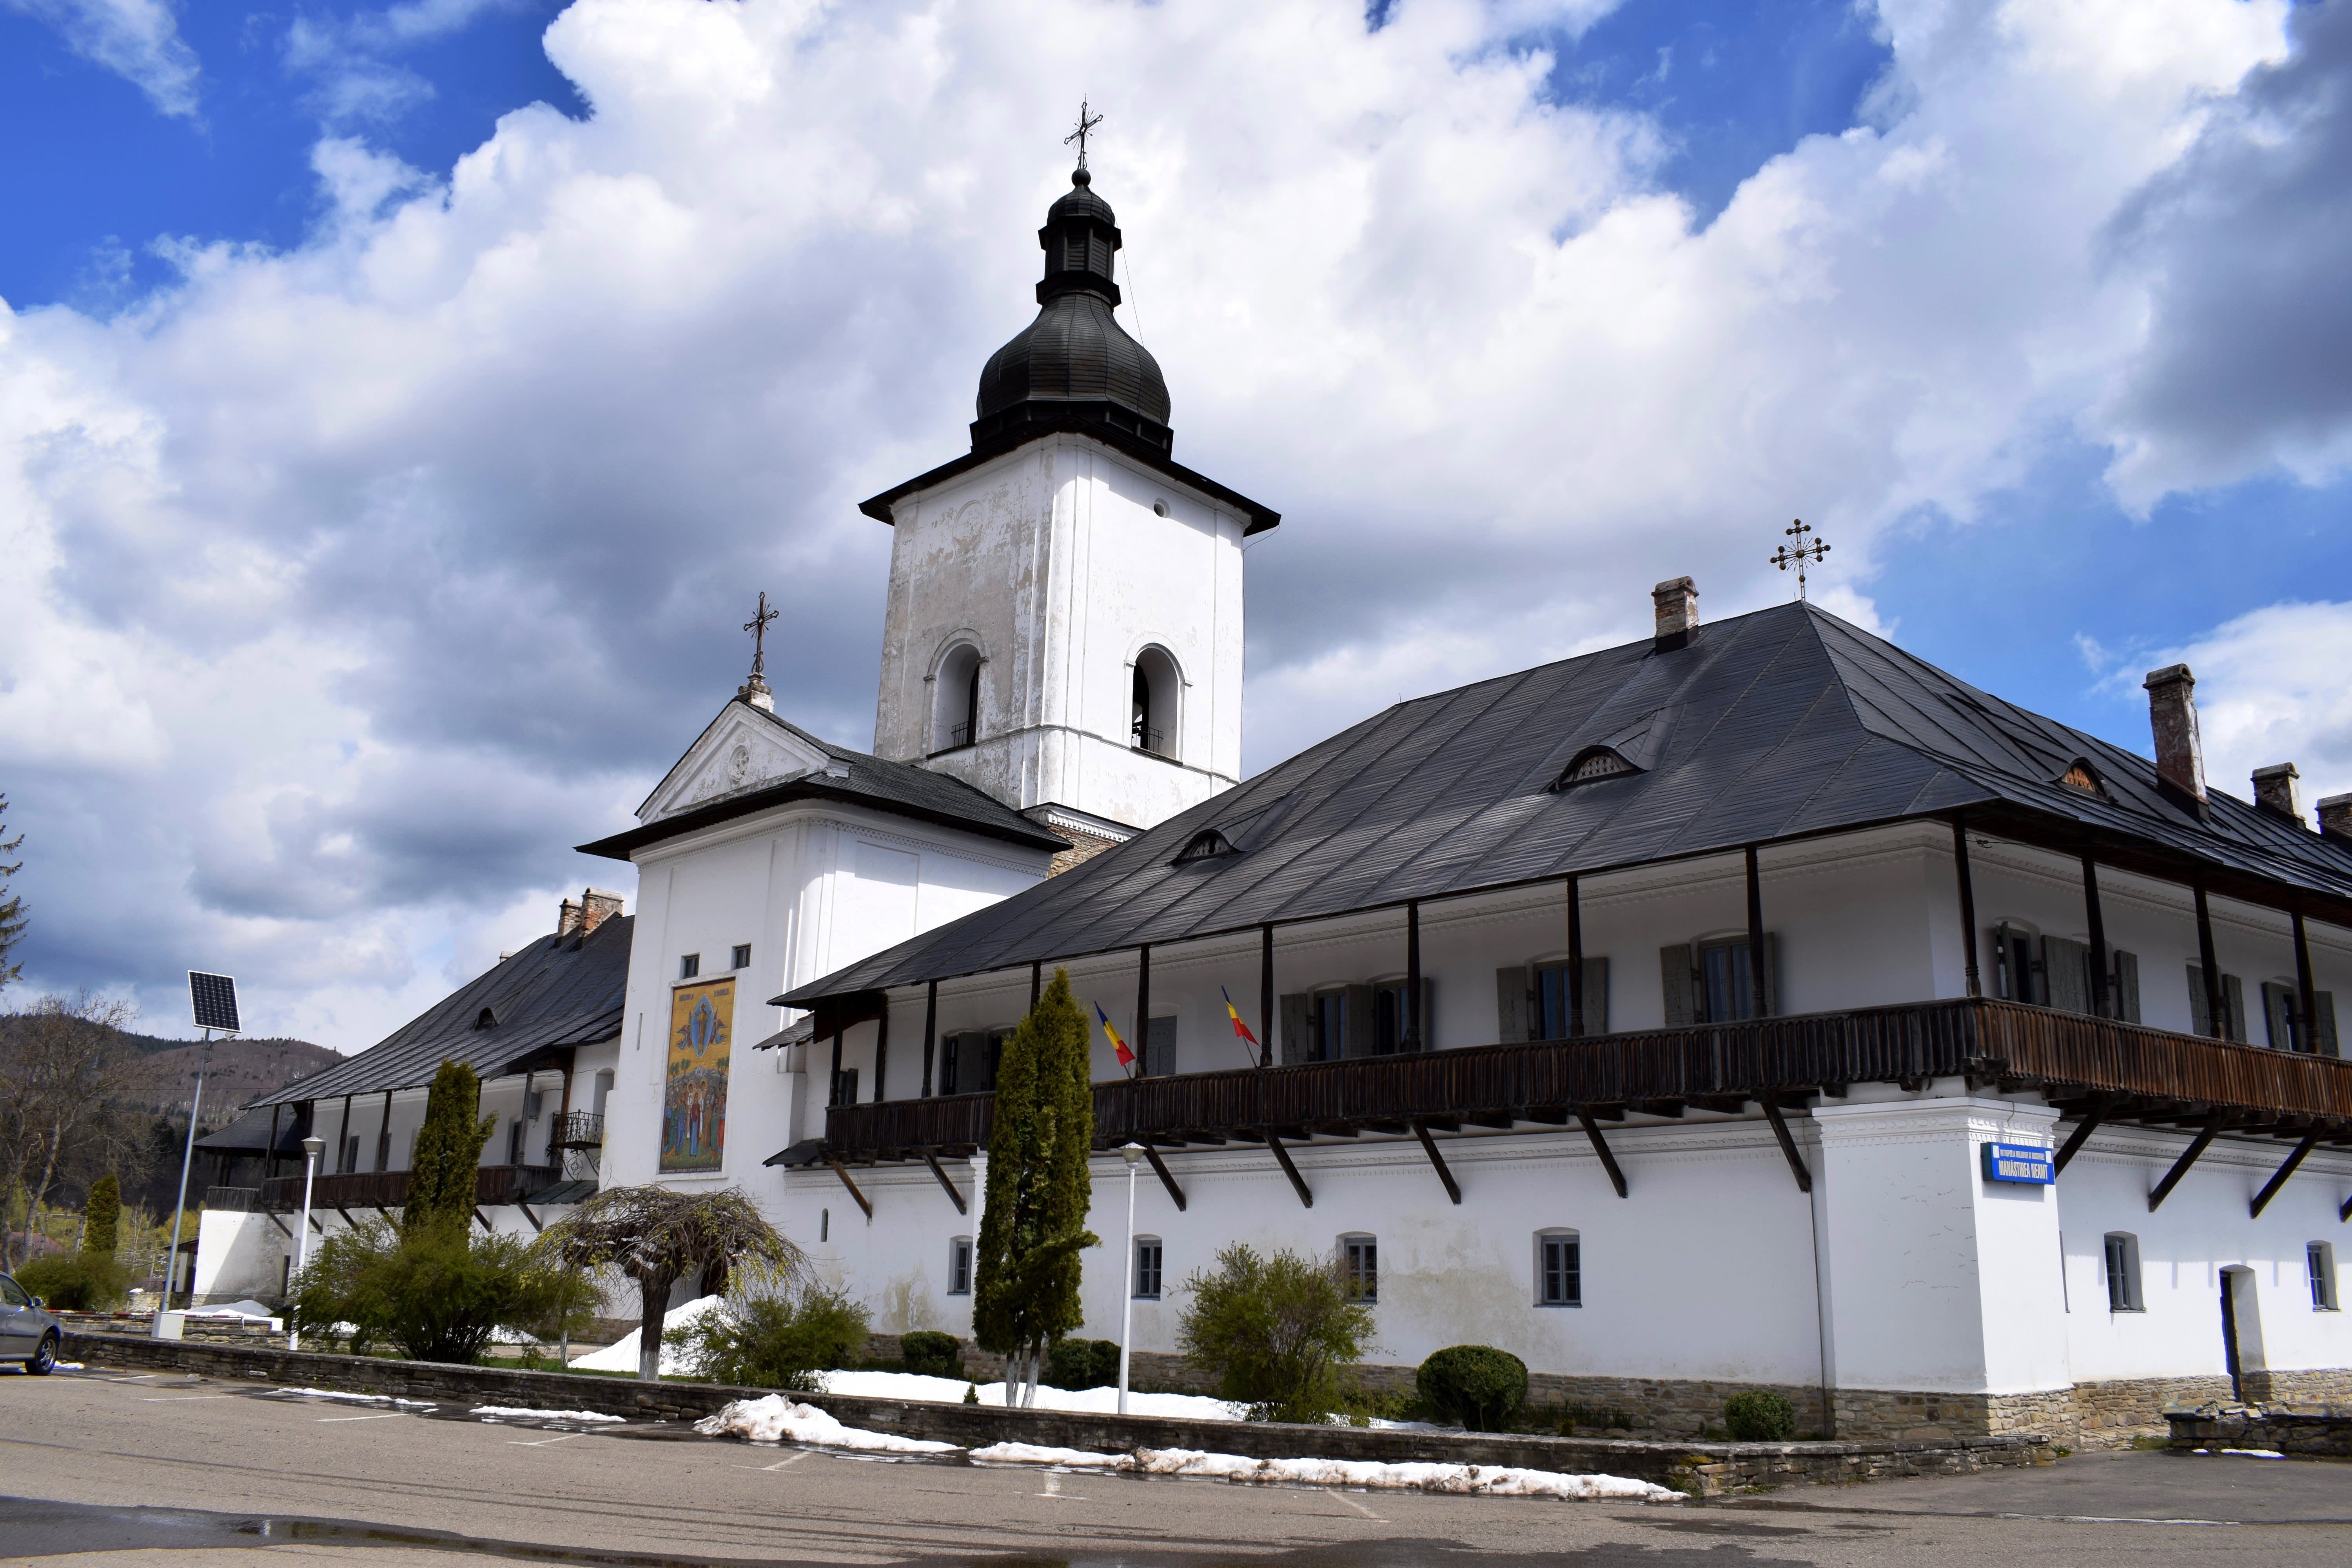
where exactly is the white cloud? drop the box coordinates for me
[5,0,200,117]
[0,0,2334,1045]
[2136,603,2352,817]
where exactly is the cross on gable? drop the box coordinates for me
[1065,100,1103,169]
[1769,519,1831,601]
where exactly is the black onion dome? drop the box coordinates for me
[972,167,1172,453]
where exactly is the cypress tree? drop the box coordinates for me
[402,1060,494,1236]
[83,1174,120,1257]
[971,968,1096,1405]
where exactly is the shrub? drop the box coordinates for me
[1176,1243,1374,1424]
[17,1250,129,1310]
[1045,1336,1121,1390]
[83,1175,121,1257]
[899,1330,963,1378]
[685,1281,870,1390]
[286,1216,593,1364]
[1723,1390,1797,1442]
[403,1060,495,1236]
[1416,1345,1529,1431]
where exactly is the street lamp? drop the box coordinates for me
[290,1135,324,1351]
[1117,1142,1144,1416]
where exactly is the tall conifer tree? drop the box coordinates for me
[403,1060,494,1236]
[83,1174,120,1257]
[971,968,1097,1405]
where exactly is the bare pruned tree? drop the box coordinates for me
[0,992,147,1271]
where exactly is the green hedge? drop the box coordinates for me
[1723,1390,1797,1441]
[898,1330,962,1378]
[1046,1337,1122,1390]
[16,1252,129,1311]
[1416,1345,1528,1431]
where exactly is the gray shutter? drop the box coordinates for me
[1763,933,1780,1018]
[1280,994,1312,1065]
[1660,946,1695,1026]
[2043,937,2090,1015]
[2187,965,2213,1038]
[2112,950,2140,1024]
[1580,956,1610,1035]
[2316,993,2339,1058]
[1145,1014,1177,1077]
[2224,974,2248,1043]
[1494,967,1528,1044]
[1417,976,1436,1051]
[1344,984,1377,1058]
[2262,982,2297,1050]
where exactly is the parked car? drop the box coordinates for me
[0,1274,62,1374]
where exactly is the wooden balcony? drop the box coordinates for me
[258,1164,563,1213]
[813,998,2352,1164]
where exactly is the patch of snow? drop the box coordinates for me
[272,1388,435,1408]
[570,1296,724,1376]
[53,1362,83,1370]
[814,1369,1246,1422]
[187,1299,278,1320]
[695,1394,959,1453]
[967,1444,1679,1501]
[2219,1448,2285,1458]
[470,1405,624,1423]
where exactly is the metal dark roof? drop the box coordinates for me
[783,602,2352,1005]
[252,916,634,1109]
[196,1103,312,1155]
[577,702,1068,861]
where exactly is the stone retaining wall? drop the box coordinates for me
[65,1331,2050,1498]
[2165,1402,2352,1458]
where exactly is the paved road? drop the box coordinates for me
[4,1366,2346,1567]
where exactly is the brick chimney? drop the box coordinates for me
[580,888,625,933]
[2141,664,2205,806]
[557,897,584,939]
[1653,577,1699,650]
[2252,762,2303,822]
[2319,793,2352,843]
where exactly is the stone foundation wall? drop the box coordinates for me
[2246,1368,2352,1405]
[2167,1403,2352,1457]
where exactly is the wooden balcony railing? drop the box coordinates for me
[816,997,2352,1161]
[258,1164,563,1213]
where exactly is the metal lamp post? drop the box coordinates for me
[1117,1142,1144,1415]
[289,1135,324,1350]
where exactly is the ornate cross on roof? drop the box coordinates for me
[743,590,779,680]
[1065,100,1103,170]
[1769,519,1830,601]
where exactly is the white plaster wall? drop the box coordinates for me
[192,1209,288,1302]
[870,434,1246,831]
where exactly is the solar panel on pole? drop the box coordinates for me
[188,972,240,1034]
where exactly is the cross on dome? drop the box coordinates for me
[1769,519,1831,601]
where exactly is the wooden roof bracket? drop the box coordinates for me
[473,1207,492,1232]
[2249,1131,2322,1220]
[266,1212,292,1239]
[1410,1120,1462,1205]
[1576,1109,1628,1199]
[921,1149,968,1216]
[1142,1144,1187,1212]
[1761,1095,1813,1194]
[2341,1189,2352,1224]
[2149,1114,2228,1212]
[1266,1131,1313,1209]
[2053,1093,2117,1174]
[516,1201,543,1234]
[828,1158,875,1221]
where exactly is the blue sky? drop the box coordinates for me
[3,0,2347,1045]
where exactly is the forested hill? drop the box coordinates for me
[131,1035,342,1119]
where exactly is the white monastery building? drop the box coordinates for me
[205,160,2351,1448]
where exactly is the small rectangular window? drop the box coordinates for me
[1134,1238,1163,1300]
[2312,1243,2339,1310]
[947,1236,973,1295]
[731,944,751,970]
[679,953,701,980]
[2104,1232,2143,1312]
[1341,1235,1377,1303]
[829,1067,860,1108]
[1538,1233,1581,1306]
[1314,993,1346,1062]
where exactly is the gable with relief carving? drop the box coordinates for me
[642,711,829,822]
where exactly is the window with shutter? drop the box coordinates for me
[2188,964,2216,1038]
[1994,925,2043,1004]
[1659,945,1696,1026]
[2262,982,2300,1051]
[2225,973,2248,1042]
[2043,936,2091,1015]
[1533,958,1611,1037]
[2112,950,2141,1023]
[1344,984,1377,1058]
[1144,1015,1177,1077]
[1495,966,1529,1042]
[1280,993,1313,1065]
[2315,993,2339,1058]
[2103,1233,2143,1311]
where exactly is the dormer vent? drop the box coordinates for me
[475,1007,498,1030]
[1174,828,1236,864]
[2058,760,2108,799]
[1552,747,1639,791]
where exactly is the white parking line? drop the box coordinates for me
[138,1396,233,1402]
[318,1413,406,1423]
[508,1432,584,1447]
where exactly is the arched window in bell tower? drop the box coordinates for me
[1132,646,1181,759]
[932,642,983,753]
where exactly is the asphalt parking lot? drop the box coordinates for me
[3,1365,2346,1567]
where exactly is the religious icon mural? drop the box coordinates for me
[661,978,734,1172]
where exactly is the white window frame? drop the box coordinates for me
[2311,1242,2339,1311]
[679,953,700,980]
[1339,1233,1377,1303]
[731,944,751,970]
[2103,1231,2143,1313]
[1535,1229,1581,1308]
[947,1236,974,1296]
[1133,1235,1163,1301]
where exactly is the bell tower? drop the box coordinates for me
[864,163,1278,837]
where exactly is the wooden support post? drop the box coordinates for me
[922,980,938,1097]
[1259,924,1274,1068]
[2250,1132,2321,1219]
[265,1103,282,1182]
[921,1149,967,1215]
[1405,901,1422,1051]
[872,998,889,1103]
[1576,1110,1628,1198]
[1031,961,1042,1013]
[829,1028,843,1108]
[1566,875,1585,1037]
[517,1202,543,1234]
[2149,1116,2226,1212]
[1411,1120,1461,1205]
[377,1087,394,1172]
[828,1158,874,1220]
[1761,1096,1812,1193]
[473,1208,492,1233]
[1136,944,1151,1077]
[337,1093,354,1174]
[1266,1132,1313,1208]
[2293,910,2318,1054]
[1952,817,1981,998]
[1142,1144,1187,1212]
[2082,853,2111,1020]
[1744,845,1768,1019]
[2341,1191,2352,1225]
[2053,1094,2114,1174]
[2195,885,2226,1039]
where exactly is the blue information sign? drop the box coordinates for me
[1981,1141,2055,1185]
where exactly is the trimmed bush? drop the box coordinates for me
[1723,1389,1797,1442]
[685,1281,870,1391]
[1176,1243,1374,1424]
[17,1251,129,1310]
[83,1175,122,1257]
[1416,1345,1528,1431]
[899,1330,963,1378]
[286,1216,593,1364]
[1045,1337,1122,1390]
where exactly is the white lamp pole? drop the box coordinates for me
[290,1135,324,1350]
[1117,1142,1143,1416]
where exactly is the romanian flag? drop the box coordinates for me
[1095,1002,1136,1069]
[1221,986,1260,1050]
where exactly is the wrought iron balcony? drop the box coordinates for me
[549,1111,605,1150]
[258,1163,563,1213]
